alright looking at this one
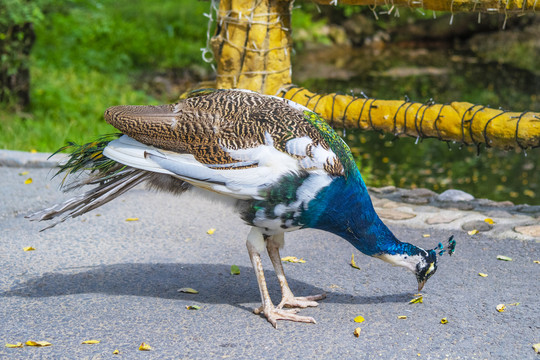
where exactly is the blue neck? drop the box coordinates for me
[303,174,422,257]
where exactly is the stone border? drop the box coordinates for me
[369,186,540,240]
[0,150,67,168]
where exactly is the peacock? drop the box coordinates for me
[28,89,455,328]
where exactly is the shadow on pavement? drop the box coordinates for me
[0,263,412,305]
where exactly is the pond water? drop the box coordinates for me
[293,44,539,205]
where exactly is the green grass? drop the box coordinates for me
[0,0,211,152]
[0,67,158,151]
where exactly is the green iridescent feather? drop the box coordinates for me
[51,133,124,187]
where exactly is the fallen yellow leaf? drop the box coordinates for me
[281,256,306,263]
[353,327,361,337]
[533,260,540,264]
[178,287,199,294]
[207,228,215,235]
[410,295,423,304]
[125,217,139,221]
[353,315,365,323]
[468,229,479,235]
[186,305,201,310]
[422,234,430,238]
[139,342,151,351]
[478,273,488,277]
[508,302,520,306]
[24,178,33,185]
[19,171,29,176]
[497,255,513,261]
[25,340,52,347]
[81,340,100,344]
[113,349,120,355]
[533,343,540,354]
[496,304,506,312]
[484,218,495,225]
[23,247,35,251]
[350,254,360,270]
[5,342,23,348]
[441,318,448,324]
[398,315,407,319]
[30,149,37,153]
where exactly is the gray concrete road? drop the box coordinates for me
[1,166,539,359]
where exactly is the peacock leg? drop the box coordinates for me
[266,233,326,310]
[246,228,316,328]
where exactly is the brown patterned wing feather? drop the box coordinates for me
[105,90,343,175]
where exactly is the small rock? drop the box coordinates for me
[371,198,396,208]
[437,189,474,202]
[491,200,514,207]
[484,210,511,218]
[462,220,493,232]
[425,213,464,225]
[438,202,475,211]
[371,197,385,207]
[476,199,497,206]
[377,208,416,220]
[400,188,435,205]
[382,201,400,209]
[516,205,540,215]
[369,186,397,194]
[401,188,437,199]
[402,197,430,205]
[514,225,540,237]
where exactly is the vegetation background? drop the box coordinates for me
[0,0,538,204]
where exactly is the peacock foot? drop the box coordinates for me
[277,293,327,309]
[254,305,316,328]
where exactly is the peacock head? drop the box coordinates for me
[416,236,456,291]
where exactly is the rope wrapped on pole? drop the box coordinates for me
[279,86,540,150]
[210,0,293,95]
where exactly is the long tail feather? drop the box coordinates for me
[27,169,150,230]
[26,135,143,230]
[28,135,191,230]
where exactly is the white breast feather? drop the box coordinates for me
[293,171,333,211]
[285,136,338,171]
[285,136,312,157]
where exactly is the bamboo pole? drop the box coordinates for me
[280,86,540,150]
[313,0,540,13]
[211,0,292,94]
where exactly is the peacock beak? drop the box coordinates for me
[417,279,426,292]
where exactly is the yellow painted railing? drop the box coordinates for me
[207,0,539,149]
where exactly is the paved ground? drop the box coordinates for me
[1,159,539,359]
